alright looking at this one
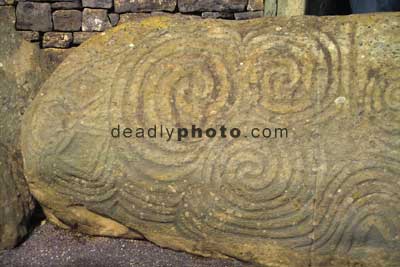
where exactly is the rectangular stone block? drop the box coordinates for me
[16,2,52,32]
[51,1,81,10]
[83,0,112,9]
[42,32,72,48]
[82,8,111,32]
[114,0,176,13]
[178,0,247,12]
[53,10,82,32]
[234,11,263,20]
[201,12,234,19]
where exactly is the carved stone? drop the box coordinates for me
[21,14,400,266]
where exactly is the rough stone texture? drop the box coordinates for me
[73,32,98,45]
[247,0,263,11]
[82,0,112,9]
[39,48,74,73]
[17,0,78,2]
[114,0,176,13]
[0,6,68,250]
[178,0,247,12]
[42,32,73,48]
[51,1,82,10]
[118,12,199,25]
[234,11,263,20]
[0,146,33,251]
[20,31,40,42]
[265,0,306,16]
[1,0,13,5]
[22,14,400,267]
[16,2,52,32]
[277,0,306,15]
[201,12,234,19]
[0,6,36,251]
[108,13,120,27]
[118,12,153,25]
[1,18,70,251]
[53,10,82,32]
[264,0,277,16]
[82,8,111,32]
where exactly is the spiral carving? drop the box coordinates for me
[177,136,316,248]
[111,27,242,181]
[241,26,340,125]
[313,163,400,253]
[364,67,400,135]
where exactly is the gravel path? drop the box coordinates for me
[0,223,249,267]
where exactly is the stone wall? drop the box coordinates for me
[0,0,265,48]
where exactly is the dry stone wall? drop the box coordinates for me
[0,0,268,48]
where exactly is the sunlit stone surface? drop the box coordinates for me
[22,14,400,266]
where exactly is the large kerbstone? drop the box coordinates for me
[21,14,400,266]
[0,7,70,250]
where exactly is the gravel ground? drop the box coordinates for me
[0,223,249,267]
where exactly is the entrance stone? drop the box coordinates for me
[21,14,400,266]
